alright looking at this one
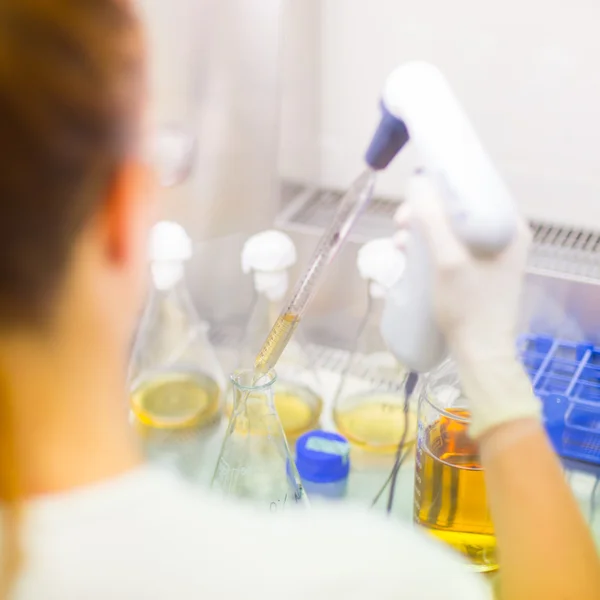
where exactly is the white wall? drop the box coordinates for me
[141,0,600,230]
[279,0,322,184]
[315,0,600,229]
[140,0,285,239]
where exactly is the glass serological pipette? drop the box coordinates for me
[254,168,377,375]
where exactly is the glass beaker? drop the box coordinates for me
[414,360,497,572]
[212,369,309,510]
[129,222,225,430]
[333,238,415,453]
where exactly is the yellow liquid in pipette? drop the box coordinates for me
[249,313,322,439]
[254,313,300,374]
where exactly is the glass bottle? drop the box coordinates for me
[414,360,497,572]
[229,230,323,441]
[129,221,225,429]
[333,238,417,453]
[212,369,309,510]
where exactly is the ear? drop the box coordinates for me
[103,161,156,265]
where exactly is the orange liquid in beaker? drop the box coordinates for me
[414,408,497,572]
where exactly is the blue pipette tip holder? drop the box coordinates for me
[521,334,600,468]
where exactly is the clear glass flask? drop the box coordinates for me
[129,222,225,429]
[212,369,309,510]
[229,230,323,441]
[333,238,416,453]
[414,360,497,572]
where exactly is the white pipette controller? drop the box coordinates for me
[365,62,518,372]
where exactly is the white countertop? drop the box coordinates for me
[134,367,600,549]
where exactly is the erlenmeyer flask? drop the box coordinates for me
[212,369,309,510]
[333,238,417,453]
[229,230,323,440]
[129,221,225,429]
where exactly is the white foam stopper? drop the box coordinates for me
[241,230,297,273]
[150,221,193,262]
[357,237,406,299]
[241,230,297,301]
[149,221,192,290]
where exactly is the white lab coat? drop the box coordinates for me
[9,466,491,599]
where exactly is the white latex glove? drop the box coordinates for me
[396,174,541,438]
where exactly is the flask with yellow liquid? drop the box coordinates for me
[333,238,417,453]
[129,221,225,430]
[229,230,323,441]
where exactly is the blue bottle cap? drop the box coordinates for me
[295,431,350,484]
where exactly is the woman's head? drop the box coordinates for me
[0,0,149,593]
[0,0,149,330]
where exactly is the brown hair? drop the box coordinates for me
[0,0,144,592]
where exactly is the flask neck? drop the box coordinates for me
[231,369,278,415]
[151,274,197,312]
[232,385,277,414]
[246,293,283,341]
[151,260,186,291]
[366,293,386,319]
[356,290,388,353]
[251,269,289,304]
[231,369,277,391]
[140,275,208,354]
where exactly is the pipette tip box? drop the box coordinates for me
[520,335,600,467]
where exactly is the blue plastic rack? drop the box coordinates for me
[520,335,600,466]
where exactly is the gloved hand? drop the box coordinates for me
[395,174,541,439]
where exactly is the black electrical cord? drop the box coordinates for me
[371,371,419,511]
[370,399,410,509]
[386,371,419,514]
[370,378,414,509]
[370,388,410,508]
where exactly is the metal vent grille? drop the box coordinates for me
[278,181,600,285]
[276,184,398,242]
[528,221,600,283]
[208,331,406,395]
[308,344,407,393]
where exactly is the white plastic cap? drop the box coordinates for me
[241,230,297,302]
[357,237,406,298]
[150,221,192,289]
[241,230,297,273]
[150,221,193,262]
